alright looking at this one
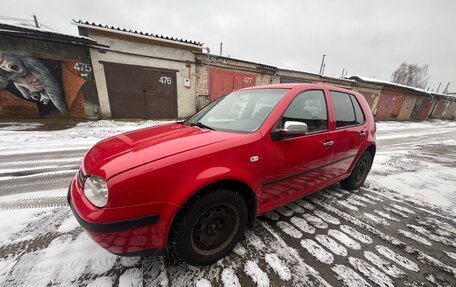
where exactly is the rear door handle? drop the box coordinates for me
[323,140,334,147]
[360,131,367,137]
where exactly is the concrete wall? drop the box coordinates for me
[0,34,99,118]
[87,30,199,118]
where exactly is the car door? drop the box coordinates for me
[327,90,367,177]
[260,89,334,210]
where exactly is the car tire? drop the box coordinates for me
[169,188,248,266]
[340,151,373,190]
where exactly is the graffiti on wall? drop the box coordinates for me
[0,51,67,114]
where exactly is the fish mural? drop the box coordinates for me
[0,52,67,114]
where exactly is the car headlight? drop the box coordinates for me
[83,175,109,208]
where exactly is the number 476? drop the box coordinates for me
[159,76,172,84]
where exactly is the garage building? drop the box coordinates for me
[75,20,203,119]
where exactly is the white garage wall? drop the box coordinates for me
[88,32,199,118]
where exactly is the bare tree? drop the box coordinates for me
[391,63,429,89]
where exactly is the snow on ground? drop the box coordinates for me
[0,119,455,286]
[0,120,173,156]
[371,120,456,213]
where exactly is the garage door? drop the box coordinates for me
[103,62,177,118]
[209,67,256,101]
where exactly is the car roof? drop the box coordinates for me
[241,83,357,95]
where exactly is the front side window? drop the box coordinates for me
[330,91,356,128]
[186,89,288,133]
[282,90,328,133]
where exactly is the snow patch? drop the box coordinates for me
[285,202,305,213]
[264,253,291,281]
[303,214,328,229]
[290,216,315,234]
[233,243,247,256]
[340,225,373,244]
[300,239,334,264]
[315,234,347,257]
[57,216,79,233]
[11,233,118,285]
[119,268,143,287]
[391,204,416,215]
[221,267,241,287]
[314,210,340,225]
[87,276,114,287]
[244,261,269,287]
[373,210,400,222]
[120,257,140,267]
[363,213,390,225]
[264,212,279,221]
[195,278,211,287]
[398,230,432,246]
[276,206,293,217]
[277,221,302,238]
[444,251,456,261]
[332,264,372,287]
[294,199,316,210]
[328,229,361,250]
[337,200,359,211]
[348,257,394,287]
[375,245,419,272]
[363,251,406,278]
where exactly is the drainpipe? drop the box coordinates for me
[204,47,210,96]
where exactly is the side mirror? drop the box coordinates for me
[271,121,308,141]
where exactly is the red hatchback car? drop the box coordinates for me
[68,83,376,265]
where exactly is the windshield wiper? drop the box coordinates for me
[189,121,215,130]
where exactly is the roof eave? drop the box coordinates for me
[73,21,203,50]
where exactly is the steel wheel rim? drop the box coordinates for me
[191,203,239,256]
[355,156,369,184]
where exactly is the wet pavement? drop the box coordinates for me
[0,120,455,286]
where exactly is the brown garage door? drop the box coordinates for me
[103,62,177,118]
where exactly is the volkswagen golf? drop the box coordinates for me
[68,83,376,266]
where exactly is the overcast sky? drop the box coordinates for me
[3,0,455,91]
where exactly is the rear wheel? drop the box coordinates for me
[340,151,373,190]
[169,189,248,266]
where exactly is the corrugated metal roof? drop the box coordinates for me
[74,20,203,47]
[0,16,97,44]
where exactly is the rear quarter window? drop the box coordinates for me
[329,91,356,128]
[350,94,365,125]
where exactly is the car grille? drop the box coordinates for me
[78,168,86,184]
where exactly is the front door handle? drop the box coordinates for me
[360,131,367,137]
[323,140,334,147]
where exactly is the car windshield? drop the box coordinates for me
[186,88,289,133]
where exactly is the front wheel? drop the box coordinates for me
[169,189,248,266]
[340,151,373,190]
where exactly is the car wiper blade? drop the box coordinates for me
[190,122,215,130]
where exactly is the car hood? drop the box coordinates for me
[82,123,239,179]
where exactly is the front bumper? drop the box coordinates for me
[67,175,176,256]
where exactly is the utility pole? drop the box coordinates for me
[319,54,326,75]
[322,63,326,75]
[219,43,223,56]
[436,82,442,93]
[33,15,39,28]
[204,47,210,95]
[443,82,450,94]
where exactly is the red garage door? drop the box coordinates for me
[209,67,256,101]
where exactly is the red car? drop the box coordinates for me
[68,83,376,265]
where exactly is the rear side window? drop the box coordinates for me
[282,90,328,133]
[330,91,356,128]
[350,94,365,125]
